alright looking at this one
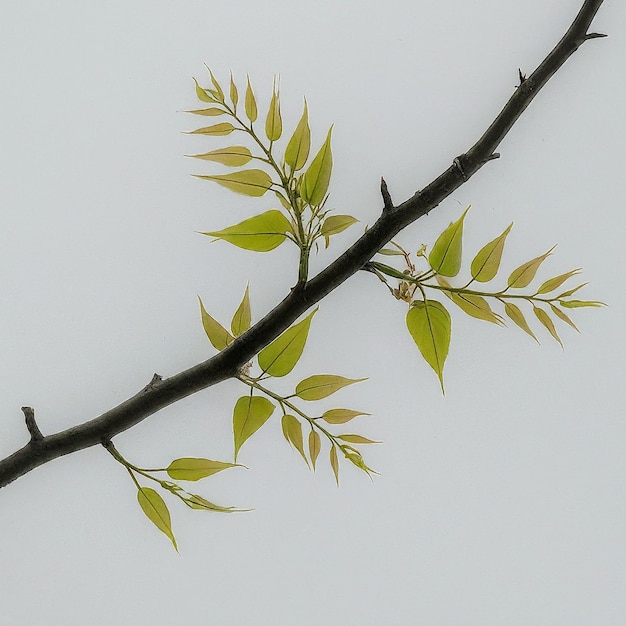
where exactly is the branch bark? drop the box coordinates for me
[0,0,606,488]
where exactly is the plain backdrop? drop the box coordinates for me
[1,1,625,624]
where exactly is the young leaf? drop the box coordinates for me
[185,107,226,116]
[337,434,381,444]
[202,210,292,252]
[187,146,253,167]
[559,299,605,308]
[295,374,366,401]
[229,72,238,110]
[265,86,282,141]
[321,215,358,247]
[446,292,504,325]
[507,246,555,289]
[194,169,273,197]
[245,75,257,123]
[406,300,451,393]
[207,67,225,102]
[257,309,317,377]
[233,395,276,460]
[322,408,369,424]
[284,100,311,172]
[536,269,582,295]
[470,223,513,282]
[428,206,470,277]
[199,297,234,350]
[137,487,178,551]
[309,430,321,470]
[301,126,333,206]
[281,414,308,466]
[185,494,242,513]
[330,446,340,485]
[504,302,539,343]
[231,285,252,336]
[533,306,563,347]
[167,458,241,481]
[556,283,588,299]
[550,303,579,332]
[186,122,235,136]
[193,77,218,103]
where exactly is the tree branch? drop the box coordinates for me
[0,0,606,488]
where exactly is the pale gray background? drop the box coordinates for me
[1,1,625,624]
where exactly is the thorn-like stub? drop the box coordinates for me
[21,406,44,443]
[380,177,394,212]
[585,32,607,40]
[142,373,163,392]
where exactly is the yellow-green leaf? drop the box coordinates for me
[321,215,358,248]
[322,408,369,424]
[188,146,253,167]
[233,395,275,460]
[406,300,451,393]
[185,494,242,513]
[556,283,588,299]
[229,72,238,109]
[281,414,308,466]
[428,206,470,277]
[207,67,225,102]
[265,86,282,141]
[195,169,273,197]
[167,458,241,481]
[533,305,562,347]
[193,77,217,103]
[245,75,257,123]
[258,309,317,377]
[470,223,512,282]
[199,296,234,350]
[284,100,310,171]
[185,107,226,116]
[330,446,339,485]
[186,122,236,136]
[309,430,321,470]
[231,285,251,336]
[337,434,381,444]
[137,487,177,551]
[504,302,538,343]
[507,246,555,288]
[559,299,605,308]
[202,210,291,252]
[550,303,579,332]
[295,374,366,401]
[301,126,333,207]
[536,269,582,295]
[446,291,504,325]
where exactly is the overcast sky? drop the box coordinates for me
[1,1,625,624]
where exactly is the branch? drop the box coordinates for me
[0,0,606,488]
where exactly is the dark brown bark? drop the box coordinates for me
[0,0,607,488]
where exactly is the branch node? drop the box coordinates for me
[21,407,44,443]
[142,373,163,393]
[453,156,467,180]
[517,68,527,87]
[585,32,607,40]
[484,153,500,163]
[380,177,394,211]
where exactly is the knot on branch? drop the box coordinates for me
[21,406,44,443]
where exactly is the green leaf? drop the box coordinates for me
[321,215,358,248]
[343,450,378,476]
[507,246,555,288]
[504,302,538,343]
[199,297,234,350]
[533,305,562,347]
[559,299,606,308]
[295,374,366,401]
[257,309,317,377]
[281,414,308,467]
[186,122,235,136]
[233,395,275,460]
[406,300,451,393]
[550,303,579,332]
[195,169,273,197]
[377,248,405,256]
[265,85,282,141]
[309,430,321,470]
[185,107,226,116]
[187,146,253,167]
[321,408,369,424]
[207,67,225,102]
[202,210,291,252]
[185,494,243,513]
[337,434,381,444]
[245,75,257,123]
[556,283,588,299]
[193,77,218,103]
[231,285,251,336]
[229,72,238,110]
[470,223,513,282]
[330,446,339,485]
[446,291,504,325]
[536,269,582,295]
[284,100,311,172]
[301,126,333,206]
[137,487,178,551]
[167,458,241,481]
[428,206,470,277]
